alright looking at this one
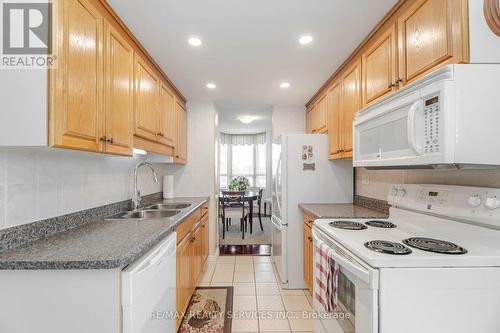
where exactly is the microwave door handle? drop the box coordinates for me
[407,100,423,155]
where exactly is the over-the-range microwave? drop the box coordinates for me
[353,64,500,169]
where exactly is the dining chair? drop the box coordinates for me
[221,190,248,240]
[250,188,264,232]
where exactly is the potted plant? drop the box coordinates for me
[228,176,250,191]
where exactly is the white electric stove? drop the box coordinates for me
[312,184,500,333]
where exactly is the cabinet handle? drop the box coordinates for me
[308,220,313,224]
[308,236,313,241]
[395,77,403,84]
[388,82,395,88]
[99,136,107,142]
[106,137,113,144]
[191,237,196,242]
[157,132,164,137]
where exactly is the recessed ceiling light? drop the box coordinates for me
[299,34,313,45]
[188,36,202,46]
[238,116,254,124]
[280,82,290,89]
[206,82,216,89]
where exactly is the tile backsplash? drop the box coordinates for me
[356,167,500,200]
[0,148,169,229]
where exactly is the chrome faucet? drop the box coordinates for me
[132,162,159,210]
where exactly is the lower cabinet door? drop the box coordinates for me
[303,223,313,292]
[176,234,192,329]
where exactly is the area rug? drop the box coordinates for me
[178,287,233,333]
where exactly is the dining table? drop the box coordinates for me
[218,189,260,234]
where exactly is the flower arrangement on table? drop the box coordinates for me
[228,176,250,191]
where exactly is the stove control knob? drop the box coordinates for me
[397,189,407,197]
[467,195,482,208]
[485,197,500,210]
[392,188,399,196]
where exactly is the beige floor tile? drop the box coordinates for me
[258,317,290,332]
[257,295,285,311]
[231,318,259,332]
[279,288,306,296]
[234,271,255,283]
[233,296,257,312]
[254,256,272,263]
[282,295,313,311]
[217,256,236,263]
[198,269,214,283]
[212,270,234,283]
[255,283,280,296]
[255,271,277,283]
[288,317,315,332]
[197,282,210,287]
[254,263,274,272]
[233,283,256,296]
[235,263,254,272]
[216,263,235,271]
[203,263,216,272]
[210,281,232,287]
[236,256,254,263]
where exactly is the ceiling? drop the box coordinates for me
[108,0,397,107]
[217,106,272,134]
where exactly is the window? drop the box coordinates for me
[219,140,267,189]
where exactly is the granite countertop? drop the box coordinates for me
[299,203,388,219]
[0,197,209,270]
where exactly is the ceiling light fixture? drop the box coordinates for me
[188,36,202,46]
[280,82,290,89]
[238,116,254,124]
[206,82,216,89]
[299,34,313,45]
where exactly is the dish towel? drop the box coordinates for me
[314,238,340,313]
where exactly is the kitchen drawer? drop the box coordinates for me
[176,208,202,244]
[303,212,316,228]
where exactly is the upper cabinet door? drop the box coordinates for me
[158,84,176,148]
[327,81,342,159]
[104,24,134,156]
[316,95,328,134]
[341,60,361,155]
[134,56,159,141]
[398,0,468,85]
[50,0,104,152]
[306,106,314,133]
[175,101,188,163]
[362,24,397,106]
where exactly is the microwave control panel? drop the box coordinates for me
[423,95,440,154]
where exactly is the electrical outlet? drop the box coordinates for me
[362,175,370,185]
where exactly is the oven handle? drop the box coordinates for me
[407,100,423,155]
[312,228,376,287]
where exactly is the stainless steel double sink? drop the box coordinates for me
[106,202,191,220]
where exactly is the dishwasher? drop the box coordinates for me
[122,232,177,333]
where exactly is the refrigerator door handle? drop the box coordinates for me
[274,155,282,218]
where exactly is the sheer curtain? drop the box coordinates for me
[219,133,267,189]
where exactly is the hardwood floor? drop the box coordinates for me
[219,244,271,256]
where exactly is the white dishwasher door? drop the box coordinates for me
[122,232,177,333]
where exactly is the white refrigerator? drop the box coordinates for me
[271,134,353,289]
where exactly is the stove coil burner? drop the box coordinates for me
[403,237,468,254]
[365,220,397,228]
[329,220,368,230]
[364,240,412,255]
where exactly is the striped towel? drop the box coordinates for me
[314,239,340,313]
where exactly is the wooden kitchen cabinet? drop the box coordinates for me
[134,56,160,142]
[327,60,360,160]
[397,0,468,86]
[303,213,314,293]
[158,84,177,148]
[176,205,209,329]
[306,105,314,133]
[306,96,328,134]
[175,100,188,164]
[103,23,134,156]
[49,0,104,153]
[48,0,186,158]
[362,24,398,106]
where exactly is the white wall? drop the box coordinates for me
[164,101,218,256]
[0,148,169,230]
[272,105,306,140]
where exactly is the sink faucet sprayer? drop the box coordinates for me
[132,162,159,210]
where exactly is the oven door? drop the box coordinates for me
[312,226,379,333]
